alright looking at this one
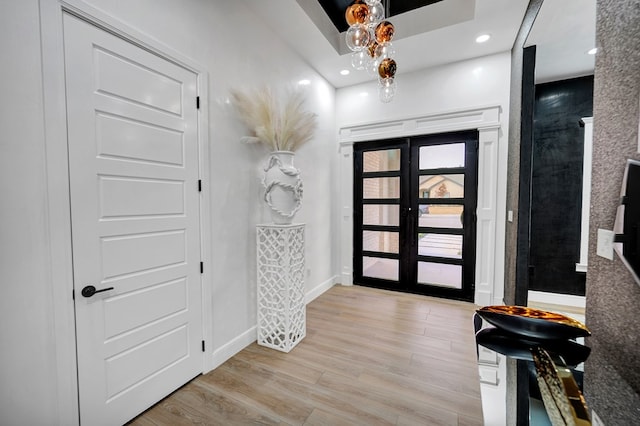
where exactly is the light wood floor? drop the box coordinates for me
[129,285,483,425]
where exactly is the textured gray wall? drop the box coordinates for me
[585,0,640,424]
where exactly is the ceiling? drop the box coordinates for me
[526,0,596,84]
[317,0,445,33]
[242,0,596,89]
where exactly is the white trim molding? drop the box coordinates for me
[339,143,355,286]
[576,117,593,273]
[528,291,586,309]
[212,326,257,370]
[306,276,338,304]
[339,105,501,144]
[338,105,505,306]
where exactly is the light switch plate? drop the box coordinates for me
[597,229,615,260]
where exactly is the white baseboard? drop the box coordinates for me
[528,290,586,308]
[305,276,337,304]
[210,276,337,371]
[211,326,256,370]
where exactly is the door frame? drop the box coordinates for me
[408,131,479,301]
[338,106,504,306]
[353,137,410,291]
[352,132,479,301]
[40,1,212,424]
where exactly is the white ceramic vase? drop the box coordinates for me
[262,151,303,224]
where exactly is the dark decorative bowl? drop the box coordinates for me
[475,327,591,367]
[476,306,590,340]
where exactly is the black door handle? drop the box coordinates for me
[81,285,114,298]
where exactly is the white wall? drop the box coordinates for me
[0,2,62,424]
[337,52,511,127]
[336,52,511,304]
[1,0,337,423]
[75,0,338,353]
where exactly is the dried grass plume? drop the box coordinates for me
[230,87,318,152]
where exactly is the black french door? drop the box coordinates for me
[353,130,478,302]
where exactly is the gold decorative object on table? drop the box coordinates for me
[476,305,591,340]
[475,305,592,425]
[532,347,591,426]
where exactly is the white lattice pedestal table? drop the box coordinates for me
[256,224,306,352]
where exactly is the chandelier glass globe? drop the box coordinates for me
[344,0,398,102]
[346,24,371,51]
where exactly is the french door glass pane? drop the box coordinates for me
[417,262,462,288]
[363,231,399,254]
[419,143,465,169]
[363,256,399,281]
[418,174,465,198]
[418,204,464,228]
[363,177,400,199]
[363,149,401,172]
[418,233,462,258]
[363,204,400,226]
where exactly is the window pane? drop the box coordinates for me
[418,174,464,198]
[363,204,399,226]
[417,262,462,288]
[363,177,400,199]
[363,231,399,254]
[418,233,462,259]
[363,256,398,281]
[419,143,465,169]
[363,149,400,172]
[418,204,464,229]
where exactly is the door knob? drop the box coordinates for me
[81,285,114,298]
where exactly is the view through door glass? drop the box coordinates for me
[354,140,405,284]
[354,131,478,301]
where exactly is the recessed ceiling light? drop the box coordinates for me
[588,48,597,55]
[475,34,491,43]
[298,79,311,86]
[340,69,350,76]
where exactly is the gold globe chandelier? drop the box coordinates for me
[345,0,397,102]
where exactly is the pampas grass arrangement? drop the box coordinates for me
[231,87,318,152]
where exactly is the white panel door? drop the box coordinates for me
[63,13,203,425]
